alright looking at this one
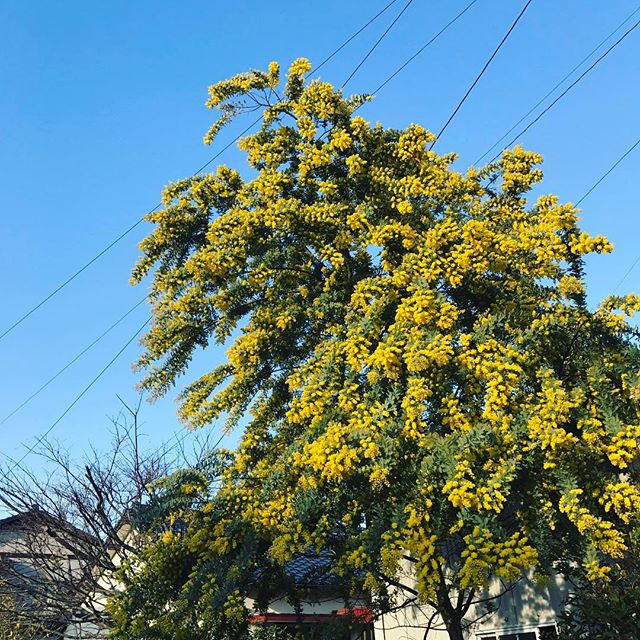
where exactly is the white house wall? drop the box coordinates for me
[375,571,569,639]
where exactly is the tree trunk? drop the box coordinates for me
[435,579,469,640]
[442,616,465,640]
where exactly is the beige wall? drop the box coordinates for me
[375,571,568,640]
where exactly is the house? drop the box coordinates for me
[245,548,568,639]
[247,547,374,639]
[57,515,566,640]
[62,521,135,639]
[0,509,92,638]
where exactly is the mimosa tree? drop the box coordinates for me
[112,59,640,640]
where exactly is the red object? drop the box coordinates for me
[249,607,373,625]
[335,607,374,623]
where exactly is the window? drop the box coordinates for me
[478,625,557,640]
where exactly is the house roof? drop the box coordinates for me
[0,512,30,529]
[0,508,99,545]
[283,548,343,588]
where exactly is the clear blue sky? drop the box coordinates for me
[1,0,639,468]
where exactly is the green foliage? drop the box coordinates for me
[558,532,640,640]
[0,590,39,640]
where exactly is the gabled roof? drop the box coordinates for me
[0,508,99,545]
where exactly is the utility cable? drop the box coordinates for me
[369,0,481,96]
[486,15,640,164]
[0,218,148,343]
[4,316,151,473]
[429,0,534,149]
[475,3,640,165]
[318,0,481,141]
[0,0,402,344]
[575,136,640,207]
[341,0,416,89]
[0,296,148,425]
[574,135,640,294]
[314,0,401,74]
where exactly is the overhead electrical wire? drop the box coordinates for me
[0,219,148,343]
[316,0,481,142]
[341,0,416,89]
[573,135,640,293]
[485,15,640,164]
[368,0,481,96]
[429,0,535,149]
[575,136,640,208]
[474,3,640,165]
[0,296,148,426]
[314,0,401,74]
[3,316,151,475]
[0,0,403,345]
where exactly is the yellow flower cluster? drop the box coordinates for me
[527,376,580,453]
[605,424,640,468]
[457,336,525,422]
[294,80,343,120]
[560,489,626,558]
[443,457,514,513]
[584,559,612,583]
[328,129,353,152]
[345,546,370,569]
[570,231,613,255]
[557,275,585,299]
[598,482,640,524]
[222,590,245,623]
[404,333,454,372]
[291,422,359,482]
[367,341,403,378]
[346,153,366,175]
[369,464,390,489]
[288,57,312,78]
[396,124,436,161]
[401,376,432,441]
[459,528,538,588]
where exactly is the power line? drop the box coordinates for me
[614,242,640,294]
[573,135,640,294]
[317,0,479,141]
[4,316,151,474]
[314,0,401,74]
[369,0,481,96]
[0,119,256,345]
[0,297,148,426]
[486,15,640,164]
[0,217,149,343]
[341,0,416,89]
[474,3,640,165]
[429,0,534,149]
[0,1,401,345]
[576,136,640,207]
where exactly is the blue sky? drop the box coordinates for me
[1,0,639,469]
